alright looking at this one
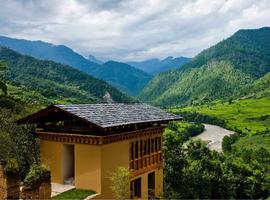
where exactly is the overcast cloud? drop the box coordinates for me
[0,0,270,61]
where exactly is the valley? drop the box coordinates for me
[1,26,270,199]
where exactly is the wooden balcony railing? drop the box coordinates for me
[129,151,162,170]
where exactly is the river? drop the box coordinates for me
[195,124,235,152]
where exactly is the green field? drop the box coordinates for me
[171,98,270,135]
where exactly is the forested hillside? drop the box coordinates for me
[88,61,153,96]
[139,27,270,106]
[0,47,133,104]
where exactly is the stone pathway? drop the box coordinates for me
[196,124,235,152]
[51,183,75,197]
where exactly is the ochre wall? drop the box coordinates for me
[40,141,63,183]
[98,140,130,199]
[40,138,163,199]
[75,144,101,193]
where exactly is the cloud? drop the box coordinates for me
[0,0,269,61]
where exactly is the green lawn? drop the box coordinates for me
[171,98,270,135]
[52,189,95,200]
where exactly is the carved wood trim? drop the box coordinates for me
[37,126,164,145]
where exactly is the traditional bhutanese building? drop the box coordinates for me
[18,103,182,199]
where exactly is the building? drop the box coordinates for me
[18,103,181,199]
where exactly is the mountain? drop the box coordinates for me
[87,54,104,64]
[0,35,99,71]
[88,61,153,96]
[128,56,191,74]
[139,27,270,107]
[0,35,151,96]
[0,47,133,104]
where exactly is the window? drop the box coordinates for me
[135,141,138,159]
[140,140,143,157]
[131,178,141,198]
[130,136,162,170]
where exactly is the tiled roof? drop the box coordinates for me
[56,103,182,128]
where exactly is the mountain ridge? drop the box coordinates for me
[0,47,133,104]
[0,35,153,96]
[127,56,191,74]
[139,27,270,107]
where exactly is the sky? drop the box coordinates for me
[0,0,270,61]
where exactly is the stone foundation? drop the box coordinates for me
[0,161,20,200]
[21,172,51,200]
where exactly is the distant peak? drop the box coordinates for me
[87,54,103,64]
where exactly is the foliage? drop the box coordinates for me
[164,125,270,199]
[52,188,96,200]
[222,133,241,152]
[233,134,270,152]
[0,109,40,178]
[109,167,130,199]
[0,47,134,104]
[23,164,50,188]
[166,121,204,141]
[139,27,270,106]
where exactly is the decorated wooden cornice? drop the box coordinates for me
[37,126,164,145]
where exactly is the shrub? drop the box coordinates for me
[109,167,130,199]
[24,164,50,189]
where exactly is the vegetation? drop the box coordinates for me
[165,121,204,141]
[52,189,95,200]
[171,98,270,135]
[139,27,270,106]
[0,47,133,105]
[23,164,50,188]
[164,123,270,199]
[0,109,40,178]
[109,167,130,199]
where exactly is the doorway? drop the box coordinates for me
[148,172,155,199]
[62,144,75,185]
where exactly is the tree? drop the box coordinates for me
[0,61,7,95]
[0,109,40,178]
[109,167,130,199]
[163,124,270,199]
